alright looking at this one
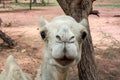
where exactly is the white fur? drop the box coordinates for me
[36,15,88,80]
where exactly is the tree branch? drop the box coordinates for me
[0,30,16,48]
[89,10,100,17]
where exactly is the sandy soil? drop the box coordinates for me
[0,3,120,80]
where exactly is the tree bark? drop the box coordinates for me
[2,0,5,8]
[33,0,37,3]
[0,30,16,48]
[56,0,99,80]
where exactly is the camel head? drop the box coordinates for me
[39,15,88,68]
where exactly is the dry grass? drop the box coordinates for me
[94,30,120,80]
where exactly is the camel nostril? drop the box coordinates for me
[69,36,75,43]
[56,35,61,41]
[69,36,74,40]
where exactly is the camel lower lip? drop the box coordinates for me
[55,58,74,66]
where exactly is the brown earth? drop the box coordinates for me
[0,2,120,80]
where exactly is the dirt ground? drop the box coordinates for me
[0,1,120,80]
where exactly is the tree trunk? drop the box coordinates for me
[15,0,18,3]
[0,0,2,4]
[30,0,32,10]
[0,18,2,26]
[0,30,16,48]
[56,0,99,80]
[41,0,46,6]
[2,0,5,8]
[33,0,37,3]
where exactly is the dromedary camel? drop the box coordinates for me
[35,15,88,80]
[0,15,88,80]
[0,55,31,80]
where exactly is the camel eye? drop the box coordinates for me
[40,31,46,39]
[82,31,87,40]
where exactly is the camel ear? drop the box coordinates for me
[80,18,88,28]
[6,55,16,67]
[40,16,48,27]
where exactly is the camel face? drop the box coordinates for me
[40,15,88,68]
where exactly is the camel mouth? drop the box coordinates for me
[55,56,74,66]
